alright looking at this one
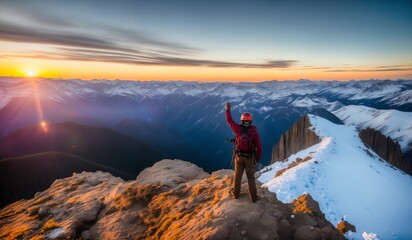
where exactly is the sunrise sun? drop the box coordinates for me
[26,69,38,77]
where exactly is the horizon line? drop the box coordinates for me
[0,75,410,83]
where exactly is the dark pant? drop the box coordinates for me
[233,154,257,200]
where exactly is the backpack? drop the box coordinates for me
[236,126,255,153]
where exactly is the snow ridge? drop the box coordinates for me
[332,105,412,151]
[258,114,412,240]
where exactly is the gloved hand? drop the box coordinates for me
[225,102,231,110]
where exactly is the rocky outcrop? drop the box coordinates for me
[0,159,343,240]
[272,115,321,163]
[337,220,356,235]
[359,128,411,175]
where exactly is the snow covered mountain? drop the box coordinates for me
[0,78,411,109]
[258,114,412,239]
[1,77,411,169]
[332,105,412,152]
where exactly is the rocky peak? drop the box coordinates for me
[272,115,321,163]
[359,128,411,175]
[0,159,343,240]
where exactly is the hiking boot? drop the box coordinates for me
[229,189,238,199]
[251,195,260,203]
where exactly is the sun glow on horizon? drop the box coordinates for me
[40,121,48,132]
[26,69,39,77]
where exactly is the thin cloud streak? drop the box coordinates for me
[326,66,412,72]
[3,48,297,68]
[0,17,298,69]
[0,22,139,53]
[102,26,201,54]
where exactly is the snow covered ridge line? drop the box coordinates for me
[332,105,412,151]
[258,114,412,240]
[0,78,412,105]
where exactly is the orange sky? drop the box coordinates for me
[1,58,411,82]
[1,1,411,81]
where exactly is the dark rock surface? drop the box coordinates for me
[272,115,321,163]
[359,128,411,175]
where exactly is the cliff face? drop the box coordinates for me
[272,115,321,163]
[0,159,343,240]
[359,128,411,175]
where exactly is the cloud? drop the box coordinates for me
[15,10,73,28]
[0,22,136,53]
[4,47,297,68]
[292,66,332,70]
[326,66,412,72]
[102,26,202,55]
[0,17,297,69]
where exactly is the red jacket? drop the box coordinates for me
[225,109,262,162]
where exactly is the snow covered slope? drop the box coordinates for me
[258,114,412,240]
[332,105,412,151]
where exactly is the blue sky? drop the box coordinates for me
[0,0,411,80]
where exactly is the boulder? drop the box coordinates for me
[337,220,356,234]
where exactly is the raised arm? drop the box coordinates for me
[225,102,241,135]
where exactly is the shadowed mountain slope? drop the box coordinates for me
[0,152,132,208]
[0,122,164,176]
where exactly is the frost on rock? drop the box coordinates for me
[46,227,66,239]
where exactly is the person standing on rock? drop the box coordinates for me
[225,102,262,202]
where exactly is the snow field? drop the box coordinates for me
[258,114,412,240]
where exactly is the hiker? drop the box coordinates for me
[225,102,262,202]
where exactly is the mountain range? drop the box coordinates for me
[1,77,411,170]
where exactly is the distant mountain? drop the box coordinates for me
[1,77,411,168]
[259,115,412,239]
[112,118,209,170]
[332,105,412,150]
[309,108,344,125]
[0,152,132,208]
[0,122,164,176]
[0,97,105,137]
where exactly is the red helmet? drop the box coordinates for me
[240,112,253,121]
